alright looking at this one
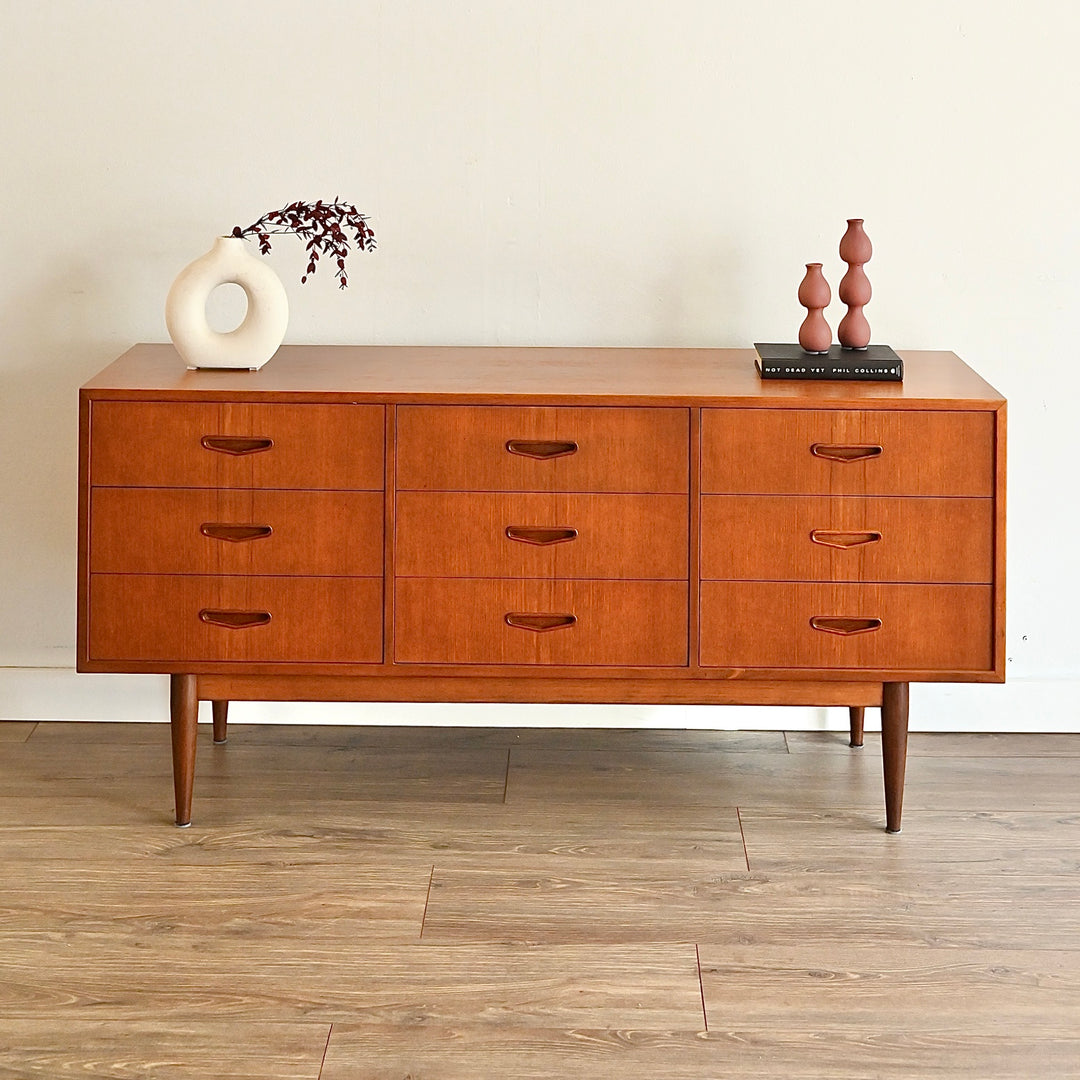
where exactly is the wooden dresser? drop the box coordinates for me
[78,345,1006,830]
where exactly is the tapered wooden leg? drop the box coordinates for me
[170,674,198,827]
[881,681,909,834]
[848,706,865,748]
[212,700,229,744]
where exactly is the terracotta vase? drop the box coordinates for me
[838,219,872,349]
[797,262,832,353]
[165,236,288,370]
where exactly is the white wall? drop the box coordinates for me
[1,1,1076,730]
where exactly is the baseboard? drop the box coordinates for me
[0,659,1075,732]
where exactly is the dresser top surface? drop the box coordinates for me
[83,344,1005,408]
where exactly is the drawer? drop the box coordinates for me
[90,402,384,489]
[396,406,688,493]
[396,492,687,579]
[701,409,994,496]
[90,489,384,576]
[395,578,688,666]
[700,581,993,671]
[700,495,993,583]
[88,575,382,663]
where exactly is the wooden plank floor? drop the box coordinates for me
[1,720,1078,1078]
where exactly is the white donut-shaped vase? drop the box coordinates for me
[165,236,288,370]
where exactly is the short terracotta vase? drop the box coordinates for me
[839,218,872,266]
[797,262,832,353]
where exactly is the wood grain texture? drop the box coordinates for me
[739,808,1080,874]
[1,862,432,938]
[319,1024,1080,1080]
[194,673,884,704]
[0,809,747,870]
[3,723,1078,1076]
[0,741,510,788]
[697,943,1080,1033]
[504,746,1080,813]
[0,1021,331,1080]
[84,344,1006,408]
[701,495,993,583]
[89,575,383,663]
[700,581,993,671]
[421,865,1080,950]
[701,407,995,496]
[785,731,1080,756]
[395,491,688,579]
[396,405,689,492]
[89,401,384,489]
[0,721,35,743]
[0,939,703,1025]
[394,578,688,666]
[0,739,512,816]
[20,721,786,753]
[91,489,383,576]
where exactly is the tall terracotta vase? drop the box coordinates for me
[838,218,872,350]
[165,236,288,370]
[798,263,831,353]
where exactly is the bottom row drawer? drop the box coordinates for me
[395,579,688,666]
[700,581,993,671]
[89,574,991,672]
[89,575,383,663]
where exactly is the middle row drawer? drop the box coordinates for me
[90,489,384,576]
[701,495,993,583]
[395,492,688,579]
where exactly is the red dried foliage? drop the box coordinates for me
[232,199,376,289]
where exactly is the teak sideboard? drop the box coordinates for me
[77,345,1006,831]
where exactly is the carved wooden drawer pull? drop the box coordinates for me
[809,529,882,549]
[504,525,579,546]
[200,435,274,456]
[505,439,578,460]
[505,612,577,632]
[810,616,883,636]
[198,609,272,629]
[200,523,274,543]
[810,443,883,463]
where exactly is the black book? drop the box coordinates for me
[754,343,903,381]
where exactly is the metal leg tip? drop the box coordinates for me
[885,825,902,834]
[175,821,192,828]
[213,737,227,744]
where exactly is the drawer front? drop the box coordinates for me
[89,575,382,663]
[701,495,993,584]
[700,581,993,671]
[395,578,688,666]
[701,409,994,496]
[90,402,384,489]
[90,489,384,576]
[396,492,687,579]
[396,406,689,492]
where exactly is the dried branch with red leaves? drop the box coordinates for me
[232,199,376,289]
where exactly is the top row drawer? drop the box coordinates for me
[90,402,385,490]
[91,402,992,497]
[702,409,995,496]
[396,406,689,492]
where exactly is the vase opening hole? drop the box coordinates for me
[204,282,249,334]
